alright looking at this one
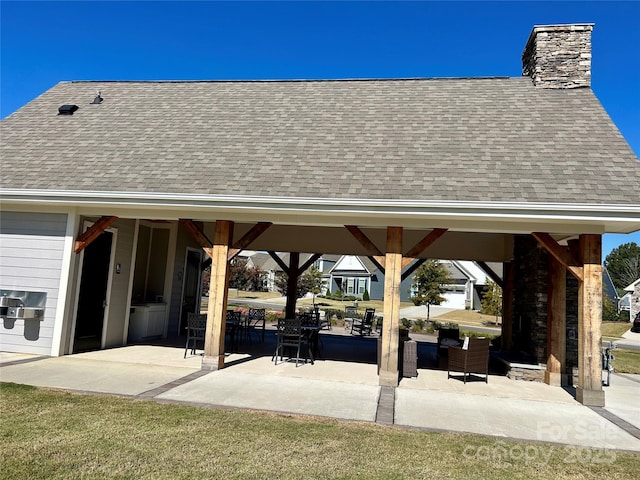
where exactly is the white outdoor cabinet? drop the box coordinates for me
[128,303,167,341]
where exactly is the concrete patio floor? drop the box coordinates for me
[2,338,639,453]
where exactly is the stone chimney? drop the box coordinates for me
[522,24,594,89]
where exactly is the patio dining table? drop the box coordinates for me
[301,322,322,360]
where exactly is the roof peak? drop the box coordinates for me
[67,76,516,85]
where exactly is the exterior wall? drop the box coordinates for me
[630,284,640,322]
[370,271,413,303]
[0,211,67,355]
[167,223,201,336]
[101,218,136,348]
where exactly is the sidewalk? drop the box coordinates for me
[615,329,640,350]
[1,347,639,452]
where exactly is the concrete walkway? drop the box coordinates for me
[1,346,639,453]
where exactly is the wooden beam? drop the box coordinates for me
[401,258,426,282]
[298,253,323,275]
[403,228,447,262]
[228,222,272,261]
[576,234,605,406]
[74,216,118,253]
[379,226,403,387]
[545,255,567,386]
[345,225,386,270]
[531,232,583,282]
[285,252,300,319]
[180,219,214,258]
[501,262,515,352]
[477,261,504,288]
[202,220,234,371]
[267,251,290,275]
[367,256,386,275]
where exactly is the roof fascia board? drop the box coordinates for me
[1,189,638,234]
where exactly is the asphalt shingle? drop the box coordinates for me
[1,78,638,205]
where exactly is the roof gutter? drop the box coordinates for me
[1,189,639,233]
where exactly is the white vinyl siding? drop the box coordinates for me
[0,212,67,355]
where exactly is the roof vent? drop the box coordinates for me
[58,104,79,115]
[91,91,103,104]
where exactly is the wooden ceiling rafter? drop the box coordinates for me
[344,225,386,271]
[476,261,504,288]
[297,253,323,275]
[268,251,291,275]
[532,232,584,282]
[179,219,214,259]
[74,216,118,254]
[401,258,426,282]
[228,222,272,261]
[401,228,448,269]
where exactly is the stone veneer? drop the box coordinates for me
[630,283,640,322]
[507,235,579,383]
[522,24,594,89]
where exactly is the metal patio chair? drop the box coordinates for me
[184,312,206,358]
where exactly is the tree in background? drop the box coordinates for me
[274,266,322,300]
[245,266,266,291]
[228,257,249,293]
[410,260,451,320]
[604,242,640,295]
[304,265,323,306]
[480,278,502,324]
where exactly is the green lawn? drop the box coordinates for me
[1,383,638,479]
[602,321,632,341]
[613,348,640,375]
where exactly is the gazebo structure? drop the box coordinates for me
[1,24,639,407]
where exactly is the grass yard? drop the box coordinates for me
[602,321,632,341]
[1,383,639,480]
[613,348,640,375]
[434,309,501,327]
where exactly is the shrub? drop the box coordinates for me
[362,289,370,301]
[413,319,425,331]
[266,310,284,323]
[400,318,412,330]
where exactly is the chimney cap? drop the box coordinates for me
[525,23,594,50]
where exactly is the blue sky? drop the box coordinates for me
[1,1,638,256]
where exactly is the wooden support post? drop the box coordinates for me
[379,227,403,387]
[285,252,300,319]
[545,255,567,386]
[576,234,605,406]
[202,220,234,371]
[501,262,514,352]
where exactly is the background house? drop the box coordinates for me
[620,278,640,322]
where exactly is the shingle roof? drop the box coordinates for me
[1,78,639,204]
